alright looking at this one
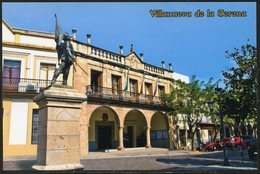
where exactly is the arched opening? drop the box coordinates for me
[150,112,169,148]
[88,106,120,151]
[123,110,147,148]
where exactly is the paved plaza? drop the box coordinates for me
[3,148,257,172]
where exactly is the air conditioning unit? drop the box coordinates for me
[18,82,27,92]
[26,84,37,92]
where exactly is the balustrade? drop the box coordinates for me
[86,85,165,106]
[90,46,121,63]
[3,77,62,93]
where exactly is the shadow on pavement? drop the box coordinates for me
[156,156,223,166]
[4,160,36,171]
[156,149,257,169]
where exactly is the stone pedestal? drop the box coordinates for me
[32,86,87,171]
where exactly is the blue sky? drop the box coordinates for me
[2,2,256,84]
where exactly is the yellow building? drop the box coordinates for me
[2,19,73,158]
[2,19,192,158]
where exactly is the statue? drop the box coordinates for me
[51,14,88,86]
[51,33,75,86]
[51,15,75,86]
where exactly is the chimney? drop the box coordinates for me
[119,45,124,55]
[140,53,144,61]
[72,28,77,39]
[130,44,134,52]
[87,34,91,44]
[161,61,165,69]
[169,63,172,71]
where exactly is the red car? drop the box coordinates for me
[225,137,241,148]
[204,140,223,151]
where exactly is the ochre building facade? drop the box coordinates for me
[3,19,180,158]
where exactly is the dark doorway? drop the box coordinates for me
[98,126,112,150]
[125,126,133,147]
[179,129,186,146]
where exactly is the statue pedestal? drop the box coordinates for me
[32,86,87,171]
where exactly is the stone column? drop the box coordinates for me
[118,126,124,150]
[146,126,151,148]
[32,86,87,171]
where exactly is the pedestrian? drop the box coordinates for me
[231,136,235,150]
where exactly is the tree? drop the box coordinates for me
[164,76,216,151]
[203,79,221,142]
[256,42,260,172]
[222,44,257,135]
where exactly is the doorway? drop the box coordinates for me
[125,126,133,148]
[98,125,112,150]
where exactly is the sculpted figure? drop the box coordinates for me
[51,32,75,85]
[51,14,75,86]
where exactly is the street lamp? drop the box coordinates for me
[207,101,214,113]
[207,86,230,166]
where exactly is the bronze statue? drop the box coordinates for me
[51,15,75,86]
[51,33,75,86]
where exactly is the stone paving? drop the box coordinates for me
[3,148,258,172]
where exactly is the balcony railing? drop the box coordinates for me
[86,85,165,106]
[3,77,61,93]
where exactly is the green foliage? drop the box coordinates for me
[163,76,217,150]
[164,76,217,121]
[222,44,256,123]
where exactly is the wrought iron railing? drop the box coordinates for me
[3,77,61,93]
[86,85,165,106]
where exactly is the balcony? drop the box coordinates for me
[86,85,166,107]
[3,77,61,93]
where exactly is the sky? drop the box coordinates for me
[2,2,256,84]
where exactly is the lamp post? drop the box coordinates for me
[207,86,230,166]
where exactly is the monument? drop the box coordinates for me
[51,14,75,86]
[32,15,86,171]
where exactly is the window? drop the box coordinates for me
[111,75,121,95]
[91,70,102,92]
[40,63,56,81]
[145,82,153,96]
[129,79,138,94]
[3,60,21,83]
[158,85,165,96]
[31,109,39,144]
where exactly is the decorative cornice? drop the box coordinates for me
[12,28,54,39]
[3,41,56,52]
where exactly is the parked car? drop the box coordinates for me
[247,139,257,160]
[240,135,255,148]
[204,140,223,151]
[225,137,241,148]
